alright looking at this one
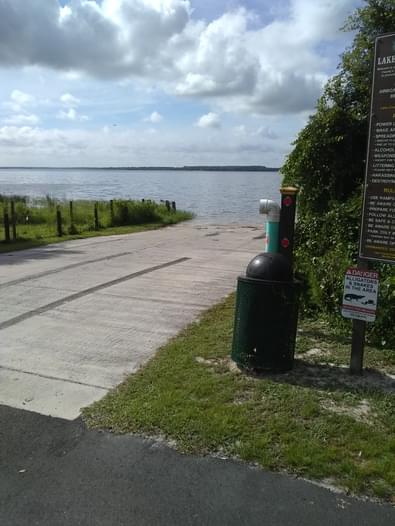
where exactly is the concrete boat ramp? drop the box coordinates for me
[0,223,263,419]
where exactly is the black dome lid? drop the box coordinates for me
[246,252,292,281]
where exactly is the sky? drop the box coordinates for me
[0,0,363,167]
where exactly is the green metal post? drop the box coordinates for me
[266,221,279,253]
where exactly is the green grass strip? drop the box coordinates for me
[83,294,395,501]
[0,197,193,253]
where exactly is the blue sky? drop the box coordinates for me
[0,0,362,167]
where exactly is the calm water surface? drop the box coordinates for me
[0,168,282,224]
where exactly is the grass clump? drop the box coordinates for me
[83,294,395,501]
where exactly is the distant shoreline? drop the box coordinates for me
[0,165,279,172]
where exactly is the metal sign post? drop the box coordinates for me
[347,260,374,374]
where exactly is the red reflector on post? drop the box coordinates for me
[281,237,290,249]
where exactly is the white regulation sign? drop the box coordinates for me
[341,267,379,322]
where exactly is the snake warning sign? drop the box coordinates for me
[341,267,379,322]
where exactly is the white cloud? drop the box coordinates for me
[0,0,191,78]
[0,0,358,115]
[0,123,289,166]
[232,123,278,139]
[196,112,221,128]
[233,125,247,136]
[290,0,358,41]
[175,10,258,97]
[144,111,163,123]
[59,5,72,23]
[11,89,34,106]
[0,126,60,149]
[57,108,88,121]
[4,89,36,112]
[3,114,39,125]
[60,93,80,107]
[254,126,278,139]
[58,108,76,120]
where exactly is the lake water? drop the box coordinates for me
[0,168,282,224]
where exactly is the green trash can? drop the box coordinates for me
[231,275,300,372]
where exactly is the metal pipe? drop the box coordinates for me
[259,199,281,253]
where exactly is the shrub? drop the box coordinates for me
[112,200,161,226]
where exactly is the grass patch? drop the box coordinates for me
[83,294,395,501]
[0,196,193,253]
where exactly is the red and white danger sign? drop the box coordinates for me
[341,268,379,322]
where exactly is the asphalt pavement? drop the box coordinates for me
[1,405,394,526]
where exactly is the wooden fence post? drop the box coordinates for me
[3,208,10,242]
[110,200,114,226]
[171,201,176,212]
[56,206,63,237]
[165,200,171,212]
[10,200,17,241]
[94,202,99,230]
[68,200,77,234]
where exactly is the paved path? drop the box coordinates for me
[1,405,394,526]
[0,223,263,419]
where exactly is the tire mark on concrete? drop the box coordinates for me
[0,251,136,289]
[0,257,190,331]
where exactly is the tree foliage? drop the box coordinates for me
[281,0,395,347]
